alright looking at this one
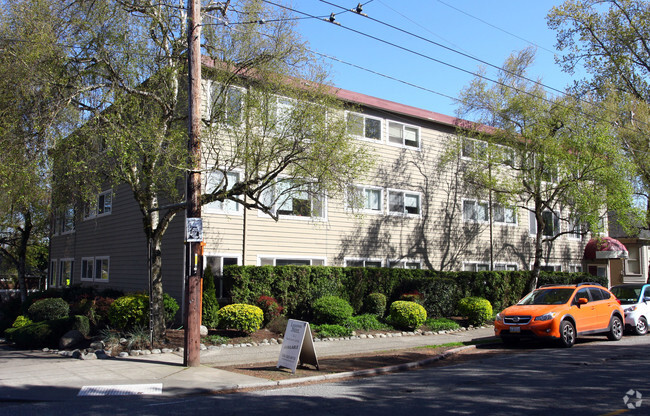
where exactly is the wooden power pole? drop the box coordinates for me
[184,0,203,367]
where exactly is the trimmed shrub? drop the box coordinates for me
[202,266,220,328]
[424,317,460,332]
[28,298,70,322]
[364,292,387,316]
[344,314,387,331]
[108,294,149,330]
[389,301,427,330]
[313,324,352,338]
[217,304,263,334]
[12,315,33,328]
[5,315,89,348]
[312,296,354,325]
[266,315,289,335]
[163,293,179,327]
[458,297,493,327]
[256,295,284,325]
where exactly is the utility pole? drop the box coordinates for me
[184,0,202,367]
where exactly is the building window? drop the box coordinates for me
[272,180,324,219]
[55,207,75,235]
[461,137,487,159]
[626,248,641,275]
[388,190,421,216]
[568,217,584,240]
[205,255,240,299]
[49,259,58,287]
[494,263,518,271]
[464,262,490,272]
[493,204,516,225]
[569,264,582,273]
[347,112,382,141]
[211,84,244,126]
[347,185,383,214]
[85,190,112,219]
[205,171,241,214]
[258,256,325,266]
[529,210,560,237]
[388,121,419,149]
[81,256,109,282]
[541,264,562,272]
[60,259,73,287]
[345,258,383,267]
[463,200,488,223]
[389,260,421,269]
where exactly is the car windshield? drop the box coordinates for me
[611,286,641,305]
[518,288,575,305]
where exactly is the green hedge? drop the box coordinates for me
[225,266,606,320]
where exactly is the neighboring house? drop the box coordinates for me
[49,76,595,303]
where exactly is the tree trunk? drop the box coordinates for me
[150,235,166,340]
[529,206,544,292]
[17,211,33,304]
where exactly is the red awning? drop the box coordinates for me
[583,237,628,260]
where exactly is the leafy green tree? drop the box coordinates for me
[548,0,650,231]
[0,0,72,302]
[53,0,370,339]
[456,48,635,289]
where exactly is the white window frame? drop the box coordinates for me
[493,203,517,226]
[344,258,384,268]
[387,120,420,150]
[529,210,560,237]
[567,217,584,240]
[539,264,562,272]
[94,257,110,282]
[587,264,607,278]
[569,264,583,273]
[625,247,642,275]
[388,189,421,217]
[210,83,245,127]
[463,262,490,272]
[346,185,384,214]
[494,263,518,271]
[463,199,489,223]
[461,137,487,160]
[84,189,112,219]
[204,170,242,215]
[81,257,94,282]
[389,259,421,269]
[346,111,383,142]
[259,179,327,221]
[49,259,58,287]
[55,206,75,235]
[59,258,74,287]
[257,255,327,266]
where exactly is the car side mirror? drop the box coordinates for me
[578,297,589,305]
[644,297,650,303]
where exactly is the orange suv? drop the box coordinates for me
[494,283,624,347]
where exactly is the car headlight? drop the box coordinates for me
[535,312,557,322]
[495,313,504,323]
[627,306,637,312]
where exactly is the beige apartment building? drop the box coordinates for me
[49,79,592,303]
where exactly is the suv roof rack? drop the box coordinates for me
[538,282,603,288]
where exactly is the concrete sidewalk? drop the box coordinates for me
[0,327,497,401]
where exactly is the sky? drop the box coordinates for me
[273,0,582,119]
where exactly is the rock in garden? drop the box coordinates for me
[89,341,105,350]
[200,325,208,336]
[59,330,85,350]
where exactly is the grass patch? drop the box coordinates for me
[418,338,498,349]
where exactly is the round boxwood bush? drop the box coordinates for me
[389,300,427,330]
[312,296,354,325]
[12,315,33,328]
[364,293,387,316]
[217,304,264,334]
[457,296,493,327]
[108,294,149,330]
[28,298,70,322]
[162,293,180,327]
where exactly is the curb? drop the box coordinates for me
[209,344,477,393]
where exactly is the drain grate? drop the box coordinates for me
[78,383,163,396]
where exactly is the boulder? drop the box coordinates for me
[200,325,208,336]
[59,330,85,350]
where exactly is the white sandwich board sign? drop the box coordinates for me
[277,319,319,374]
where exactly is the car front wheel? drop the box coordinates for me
[607,316,624,341]
[634,317,648,336]
[559,320,575,348]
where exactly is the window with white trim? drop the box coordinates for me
[529,210,560,237]
[81,257,94,281]
[388,121,419,149]
[55,206,75,235]
[464,262,490,272]
[569,264,583,273]
[463,200,488,223]
[626,247,641,275]
[345,258,383,268]
[59,259,73,287]
[494,263,518,271]
[258,257,325,266]
[205,171,241,214]
[493,204,517,225]
[49,259,58,287]
[389,260,421,269]
[388,190,421,216]
[205,254,240,299]
[85,190,112,219]
[347,185,383,214]
[95,257,110,282]
[81,256,109,282]
[541,264,562,272]
[567,217,584,240]
[347,112,382,141]
[211,84,244,126]
[261,180,325,219]
[461,137,487,160]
